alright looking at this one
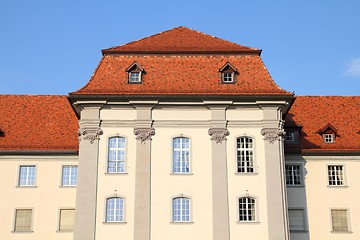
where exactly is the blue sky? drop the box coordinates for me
[1,1,359,96]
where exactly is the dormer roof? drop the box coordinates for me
[316,123,339,136]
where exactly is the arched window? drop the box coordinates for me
[106,197,124,222]
[236,137,254,173]
[108,137,126,173]
[238,197,256,222]
[172,197,190,222]
[173,137,190,173]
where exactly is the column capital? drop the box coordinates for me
[260,128,285,144]
[78,127,103,144]
[208,128,230,144]
[133,127,155,143]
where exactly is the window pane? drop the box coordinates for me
[62,166,78,186]
[14,209,32,232]
[106,198,124,222]
[237,137,254,173]
[331,209,348,231]
[172,197,190,222]
[239,197,256,222]
[328,165,344,186]
[19,166,36,186]
[173,137,190,173]
[286,165,301,186]
[289,209,305,231]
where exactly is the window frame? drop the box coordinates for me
[18,165,37,187]
[58,208,75,232]
[172,136,191,174]
[288,208,307,232]
[327,164,346,187]
[107,136,127,174]
[324,133,335,143]
[61,165,78,187]
[330,208,351,232]
[222,71,235,83]
[13,208,34,232]
[285,164,303,187]
[236,136,256,174]
[105,197,125,223]
[128,71,142,83]
[237,196,257,223]
[171,196,192,223]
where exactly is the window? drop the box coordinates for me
[62,166,78,186]
[14,209,32,232]
[331,209,349,232]
[285,131,295,142]
[172,197,190,222]
[106,197,124,222]
[219,62,237,83]
[173,137,190,173]
[129,72,141,83]
[108,137,126,173]
[328,165,344,186]
[238,197,256,222]
[18,165,36,186]
[59,209,75,231]
[324,133,334,143]
[222,72,234,83]
[236,137,254,173]
[285,165,301,186]
[288,209,306,231]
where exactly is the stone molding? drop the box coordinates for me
[133,128,155,143]
[260,128,285,144]
[208,128,230,143]
[78,127,103,144]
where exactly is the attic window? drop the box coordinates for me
[324,133,334,143]
[316,123,338,144]
[219,62,238,84]
[126,62,144,84]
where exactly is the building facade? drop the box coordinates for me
[0,27,359,240]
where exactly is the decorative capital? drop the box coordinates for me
[133,127,155,143]
[260,128,285,144]
[78,127,103,144]
[208,128,230,143]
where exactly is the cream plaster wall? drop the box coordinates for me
[286,155,360,240]
[0,155,77,240]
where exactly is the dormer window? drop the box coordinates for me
[285,131,295,142]
[316,123,338,144]
[219,62,238,84]
[126,62,144,84]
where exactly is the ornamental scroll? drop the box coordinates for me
[133,127,155,143]
[260,128,285,144]
[208,128,230,143]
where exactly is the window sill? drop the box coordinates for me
[236,221,260,224]
[12,231,34,233]
[170,221,194,224]
[327,185,348,188]
[286,185,305,188]
[105,172,128,175]
[56,230,73,233]
[331,230,353,234]
[170,173,193,176]
[16,186,37,188]
[103,221,127,224]
[235,172,258,176]
[59,186,77,188]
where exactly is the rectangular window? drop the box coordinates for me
[14,209,32,232]
[172,197,190,222]
[324,133,334,143]
[328,165,344,186]
[238,197,256,222]
[108,137,126,173]
[62,166,78,186]
[18,165,36,186]
[59,209,75,231]
[288,209,305,231]
[129,72,141,83]
[286,165,301,186]
[222,72,234,83]
[173,137,190,173]
[237,137,254,173]
[331,209,349,232]
[285,131,295,142]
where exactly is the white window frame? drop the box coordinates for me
[18,165,36,187]
[327,165,345,186]
[331,208,351,232]
[285,164,302,187]
[172,196,191,223]
[13,208,34,232]
[238,197,256,222]
[172,137,191,174]
[61,165,78,186]
[288,208,307,232]
[107,136,127,173]
[222,72,235,83]
[236,137,255,173]
[105,197,125,223]
[128,71,142,83]
[324,133,334,143]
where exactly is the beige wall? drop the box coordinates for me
[0,154,77,240]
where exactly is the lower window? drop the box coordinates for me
[59,209,75,231]
[172,197,190,222]
[106,197,124,222]
[238,197,256,222]
[288,209,306,231]
[331,209,349,232]
[14,209,32,232]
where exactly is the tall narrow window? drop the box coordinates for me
[108,137,126,173]
[62,166,78,186]
[285,165,301,186]
[18,165,36,186]
[106,197,124,222]
[328,165,344,186]
[331,209,349,231]
[288,209,306,231]
[59,209,75,231]
[172,197,190,222]
[173,137,190,173]
[238,197,256,222]
[237,137,254,173]
[14,209,32,232]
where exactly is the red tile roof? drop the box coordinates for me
[285,96,360,153]
[0,95,79,152]
[71,55,291,96]
[102,26,260,54]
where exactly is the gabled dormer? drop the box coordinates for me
[316,123,339,143]
[126,62,144,83]
[219,62,238,83]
